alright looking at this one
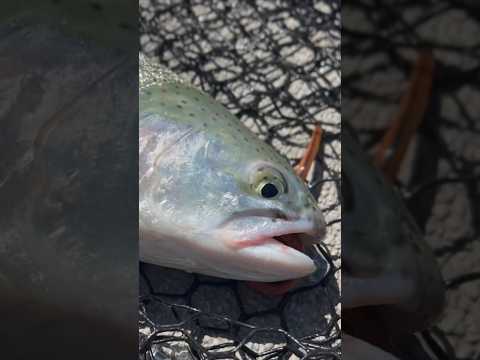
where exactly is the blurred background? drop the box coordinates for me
[0,1,138,359]
[343,0,480,358]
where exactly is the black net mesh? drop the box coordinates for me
[343,0,480,358]
[139,0,341,359]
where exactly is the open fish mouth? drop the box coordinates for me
[246,233,310,295]
[223,217,321,250]
[214,211,324,284]
[274,233,308,252]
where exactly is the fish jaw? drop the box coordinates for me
[244,234,306,295]
[140,225,317,282]
[139,214,323,283]
[229,237,316,282]
[208,216,324,282]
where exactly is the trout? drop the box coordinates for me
[139,54,327,282]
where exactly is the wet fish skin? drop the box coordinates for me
[139,55,327,282]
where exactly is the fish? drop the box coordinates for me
[139,54,328,282]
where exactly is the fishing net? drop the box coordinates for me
[139,0,341,359]
[343,0,480,358]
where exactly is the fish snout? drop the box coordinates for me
[281,202,326,247]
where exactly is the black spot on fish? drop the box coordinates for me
[202,123,207,127]
[243,137,249,142]
[194,97,200,101]
[177,105,183,109]
[189,113,195,117]
[256,148,260,153]
[201,107,206,112]
[181,99,188,104]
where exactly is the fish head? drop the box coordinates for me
[204,153,327,282]
[139,56,327,282]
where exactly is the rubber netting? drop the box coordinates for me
[139,1,341,359]
[343,0,480,358]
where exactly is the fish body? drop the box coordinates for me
[139,55,327,282]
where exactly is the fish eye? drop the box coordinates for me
[251,166,286,199]
[259,182,279,198]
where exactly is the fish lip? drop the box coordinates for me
[223,221,319,282]
[242,233,315,293]
[218,209,322,250]
[226,221,321,250]
[213,210,323,283]
[218,208,291,227]
[233,239,317,282]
